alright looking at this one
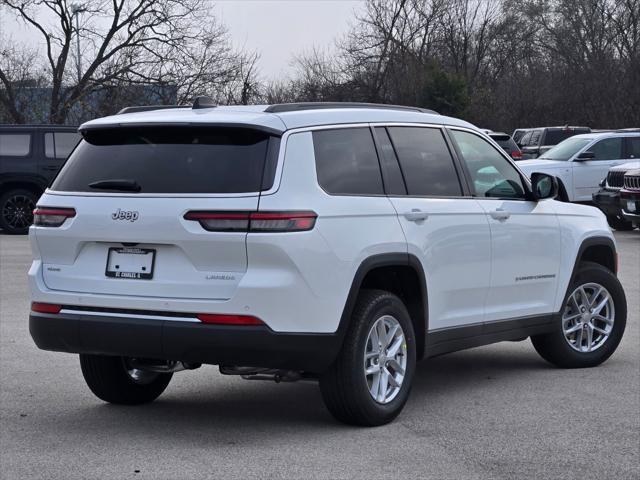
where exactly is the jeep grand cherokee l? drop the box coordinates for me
[28,101,627,426]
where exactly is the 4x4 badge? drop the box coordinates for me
[111,208,139,222]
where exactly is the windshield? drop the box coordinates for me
[539,137,592,161]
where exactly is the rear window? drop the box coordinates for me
[51,127,279,194]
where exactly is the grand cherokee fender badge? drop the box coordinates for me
[111,208,139,222]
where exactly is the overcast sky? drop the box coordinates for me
[1,0,364,80]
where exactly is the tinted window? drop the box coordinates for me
[625,137,640,159]
[374,127,406,195]
[45,132,81,159]
[313,128,383,195]
[591,138,623,160]
[451,129,526,199]
[529,131,542,146]
[519,131,532,146]
[387,127,461,196]
[512,130,527,143]
[545,129,584,145]
[0,134,31,156]
[540,137,592,160]
[52,127,277,193]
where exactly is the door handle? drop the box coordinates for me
[404,209,429,222]
[489,208,510,221]
[42,166,60,172]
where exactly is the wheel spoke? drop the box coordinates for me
[579,287,590,307]
[585,325,593,351]
[593,314,613,325]
[575,327,584,350]
[376,321,387,348]
[590,286,604,307]
[385,368,400,388]
[386,336,403,358]
[369,325,379,349]
[369,371,380,399]
[592,324,608,336]
[385,323,400,349]
[377,369,389,402]
[592,294,611,316]
[365,364,379,375]
[387,358,405,376]
[563,312,582,324]
[565,323,583,334]
[569,293,581,311]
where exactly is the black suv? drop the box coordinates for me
[0,125,80,234]
[518,126,591,159]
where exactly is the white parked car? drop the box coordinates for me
[28,101,627,426]
[517,132,640,202]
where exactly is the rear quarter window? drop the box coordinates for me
[313,128,384,195]
[51,127,279,194]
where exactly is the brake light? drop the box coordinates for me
[33,207,76,227]
[184,211,317,232]
[511,150,523,160]
[197,313,264,325]
[31,302,62,314]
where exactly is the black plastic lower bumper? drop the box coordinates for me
[592,189,622,216]
[29,312,341,373]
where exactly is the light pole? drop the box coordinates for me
[70,3,86,85]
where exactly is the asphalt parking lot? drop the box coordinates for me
[0,232,638,480]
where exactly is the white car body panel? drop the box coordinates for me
[28,107,617,339]
[518,133,640,202]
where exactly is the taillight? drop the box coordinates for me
[197,313,264,326]
[511,150,523,160]
[33,207,76,227]
[31,302,62,314]
[184,211,317,232]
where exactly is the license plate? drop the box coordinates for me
[105,247,155,280]
[627,200,637,213]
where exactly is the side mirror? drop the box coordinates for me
[575,151,595,161]
[531,172,559,200]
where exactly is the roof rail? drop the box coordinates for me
[264,102,438,115]
[117,105,185,115]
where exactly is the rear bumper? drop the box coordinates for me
[29,312,341,373]
[592,189,622,216]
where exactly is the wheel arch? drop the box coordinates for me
[336,253,428,360]
[572,236,617,280]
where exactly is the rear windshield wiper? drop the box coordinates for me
[89,179,141,192]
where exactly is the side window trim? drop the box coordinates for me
[384,125,467,199]
[446,126,533,202]
[369,125,408,196]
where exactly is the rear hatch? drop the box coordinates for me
[33,125,280,300]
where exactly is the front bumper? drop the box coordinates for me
[29,311,341,373]
[592,189,622,216]
[620,191,640,222]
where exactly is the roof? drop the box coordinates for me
[569,131,640,141]
[0,124,79,130]
[79,104,477,134]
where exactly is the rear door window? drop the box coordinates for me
[51,127,279,194]
[590,138,623,160]
[0,133,31,157]
[45,132,81,159]
[387,127,462,196]
[625,137,640,159]
[313,127,384,195]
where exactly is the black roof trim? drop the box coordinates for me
[117,105,186,115]
[0,124,79,129]
[78,122,283,137]
[264,102,439,115]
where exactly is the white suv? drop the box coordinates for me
[29,101,627,426]
[517,131,640,202]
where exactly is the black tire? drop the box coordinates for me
[531,261,626,368]
[0,188,38,234]
[79,354,173,405]
[606,214,634,231]
[319,290,417,426]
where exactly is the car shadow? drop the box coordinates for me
[35,345,553,439]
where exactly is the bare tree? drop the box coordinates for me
[0,0,254,123]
